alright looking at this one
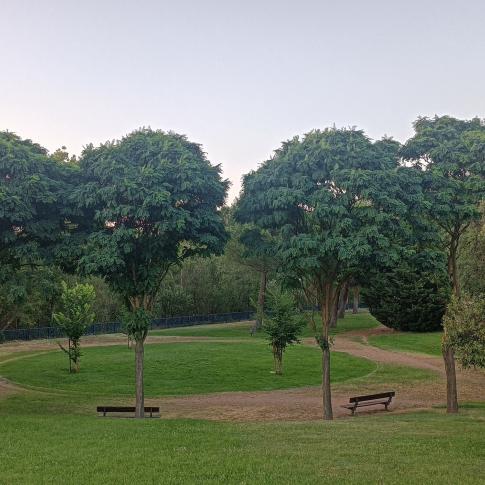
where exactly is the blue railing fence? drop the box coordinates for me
[0,311,254,343]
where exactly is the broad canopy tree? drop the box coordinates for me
[236,127,419,419]
[0,132,72,329]
[402,116,485,413]
[75,129,228,418]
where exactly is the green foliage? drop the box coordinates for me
[75,129,228,312]
[0,131,73,269]
[443,294,485,368]
[74,129,228,346]
[458,203,485,296]
[236,129,418,305]
[53,282,96,372]
[263,289,306,373]
[0,265,63,330]
[154,254,259,316]
[264,291,303,342]
[401,116,485,293]
[363,251,450,332]
[122,307,152,341]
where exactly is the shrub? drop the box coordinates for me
[362,252,450,332]
[443,294,485,368]
[263,289,306,375]
[53,282,96,373]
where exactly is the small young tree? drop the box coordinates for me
[53,282,96,373]
[443,295,485,369]
[263,288,306,375]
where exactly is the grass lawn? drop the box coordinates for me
[369,331,442,356]
[1,312,481,484]
[151,312,380,338]
[0,342,377,396]
[1,403,484,484]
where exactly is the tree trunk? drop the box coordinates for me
[443,236,460,413]
[135,339,145,418]
[352,287,360,314]
[254,270,268,332]
[442,344,458,413]
[337,283,349,319]
[329,300,338,328]
[319,283,334,420]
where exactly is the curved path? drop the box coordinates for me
[1,325,484,421]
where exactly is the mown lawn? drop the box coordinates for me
[1,403,484,484]
[0,342,376,396]
[369,331,442,356]
[151,312,380,338]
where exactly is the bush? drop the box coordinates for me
[362,252,450,332]
[443,294,485,368]
[262,288,306,375]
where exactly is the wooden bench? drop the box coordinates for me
[341,391,395,415]
[97,406,160,418]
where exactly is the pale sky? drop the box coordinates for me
[1,0,484,201]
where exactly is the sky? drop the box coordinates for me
[1,0,484,202]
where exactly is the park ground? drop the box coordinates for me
[1,313,484,484]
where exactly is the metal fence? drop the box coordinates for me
[0,311,254,343]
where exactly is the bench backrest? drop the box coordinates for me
[349,391,395,403]
[97,406,160,412]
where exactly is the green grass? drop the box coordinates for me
[0,342,376,396]
[0,405,484,484]
[369,331,442,356]
[151,312,380,338]
[1,311,480,483]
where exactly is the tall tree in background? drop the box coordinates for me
[0,132,71,329]
[226,220,279,332]
[75,129,227,418]
[237,128,417,419]
[402,116,485,413]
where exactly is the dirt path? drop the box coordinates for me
[1,325,485,420]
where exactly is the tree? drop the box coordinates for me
[363,250,450,332]
[226,220,279,332]
[443,294,485,369]
[75,128,227,418]
[237,128,417,419]
[53,282,96,373]
[0,131,75,332]
[262,288,306,375]
[402,116,485,413]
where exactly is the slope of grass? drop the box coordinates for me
[369,332,442,356]
[0,342,376,396]
[0,406,484,484]
[151,312,380,338]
